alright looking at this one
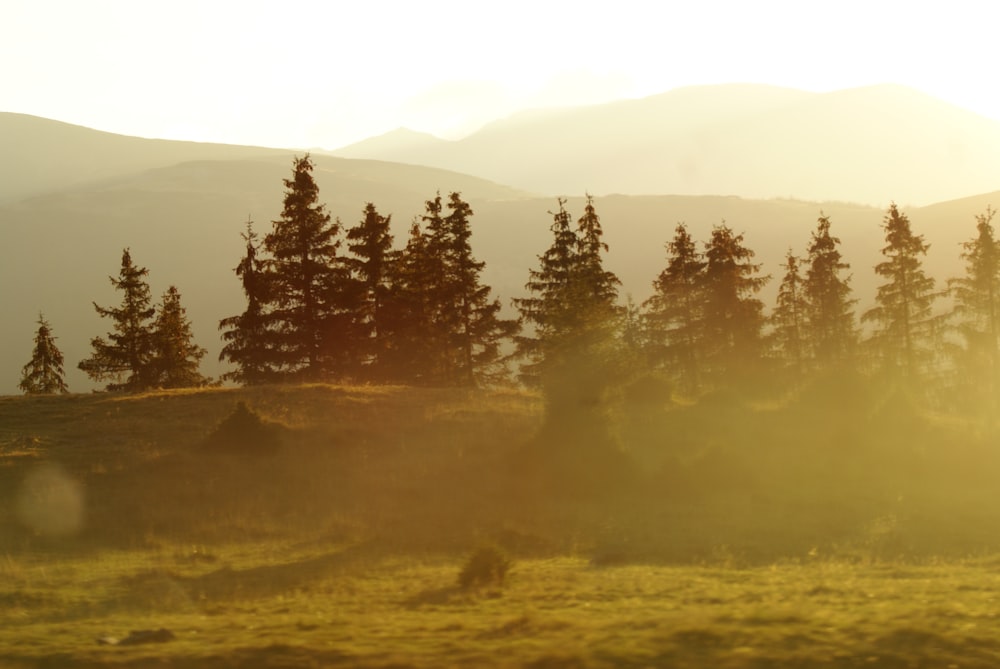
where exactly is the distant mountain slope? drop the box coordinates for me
[0,113,293,203]
[333,84,1000,206]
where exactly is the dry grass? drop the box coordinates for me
[3,383,1000,666]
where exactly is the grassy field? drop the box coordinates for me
[3,383,1000,667]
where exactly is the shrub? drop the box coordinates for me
[458,543,512,590]
[203,401,280,454]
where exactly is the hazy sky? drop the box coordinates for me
[3,0,999,149]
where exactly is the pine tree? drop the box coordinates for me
[19,314,69,394]
[260,154,347,381]
[515,196,622,414]
[381,219,438,383]
[345,202,394,380]
[700,223,769,387]
[78,248,157,392]
[769,250,808,381]
[948,206,1000,405]
[803,214,857,368]
[862,203,939,381]
[219,220,273,384]
[513,198,579,386]
[439,192,519,386]
[642,223,706,395]
[150,286,209,388]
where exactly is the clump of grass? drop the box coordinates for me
[458,543,512,590]
[203,401,281,455]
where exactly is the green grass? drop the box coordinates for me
[3,383,1000,666]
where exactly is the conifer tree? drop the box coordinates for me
[803,214,857,368]
[381,219,437,383]
[515,196,621,414]
[260,154,347,381]
[700,223,769,387]
[439,192,519,386]
[150,286,209,388]
[948,207,1000,404]
[219,220,273,385]
[345,202,394,379]
[862,203,939,380]
[642,223,706,395]
[769,250,808,381]
[78,248,157,392]
[19,314,69,394]
[513,198,579,386]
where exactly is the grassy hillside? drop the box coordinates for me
[3,384,1000,666]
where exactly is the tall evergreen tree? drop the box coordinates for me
[948,206,1000,405]
[439,192,519,386]
[803,214,857,368]
[381,218,438,383]
[345,202,394,379]
[769,250,808,381]
[19,314,69,394]
[78,248,157,392]
[862,203,939,380]
[219,220,273,384]
[150,286,209,388]
[513,198,580,386]
[515,196,621,413]
[260,154,347,381]
[642,223,706,395]
[700,224,769,387]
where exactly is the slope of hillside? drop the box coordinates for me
[333,84,1000,206]
[0,113,292,203]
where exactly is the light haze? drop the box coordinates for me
[3,0,999,149]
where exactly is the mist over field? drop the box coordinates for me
[5,82,1000,667]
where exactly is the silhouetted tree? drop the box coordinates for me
[803,214,857,368]
[345,202,394,380]
[78,248,157,392]
[948,206,1000,407]
[150,286,209,388]
[862,203,940,381]
[260,154,348,381]
[381,218,438,383]
[700,223,769,387]
[437,192,519,385]
[513,198,579,386]
[19,314,68,394]
[769,250,808,381]
[642,223,706,395]
[219,220,273,384]
[515,196,622,417]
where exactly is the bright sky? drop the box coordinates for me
[3,0,1000,149]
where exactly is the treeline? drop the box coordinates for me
[18,155,1000,415]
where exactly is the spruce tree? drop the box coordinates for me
[78,248,157,392]
[150,286,209,388]
[862,203,939,381]
[769,250,808,381]
[948,206,1000,405]
[515,196,621,415]
[803,214,857,368]
[700,224,769,387]
[440,192,519,386]
[345,202,394,380]
[260,154,346,381]
[642,223,706,395]
[513,198,579,386]
[19,314,69,394]
[219,220,273,385]
[381,219,437,383]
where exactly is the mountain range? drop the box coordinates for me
[2,84,1000,394]
[333,84,1000,207]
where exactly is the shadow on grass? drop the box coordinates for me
[117,542,377,612]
